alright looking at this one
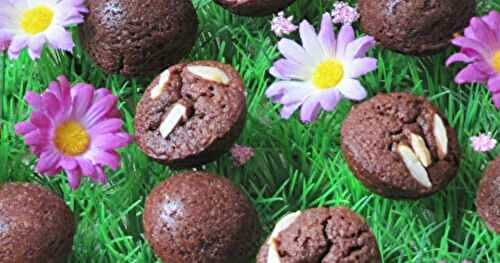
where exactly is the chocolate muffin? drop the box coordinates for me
[0,183,76,263]
[213,0,296,16]
[143,171,261,263]
[476,155,500,233]
[341,93,460,199]
[358,0,475,55]
[134,60,246,168]
[256,207,381,263]
[80,0,198,77]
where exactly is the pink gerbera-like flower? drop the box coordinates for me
[470,133,497,153]
[446,10,500,109]
[15,76,131,189]
[266,13,377,123]
[0,0,88,60]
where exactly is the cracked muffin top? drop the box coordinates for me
[358,0,475,55]
[256,207,381,263]
[80,0,198,77]
[213,0,297,16]
[341,93,460,199]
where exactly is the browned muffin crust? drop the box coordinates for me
[143,172,261,263]
[0,183,76,263]
[256,207,381,263]
[341,93,460,199]
[80,0,198,77]
[134,61,246,168]
[476,155,500,233]
[359,0,475,55]
[214,0,296,16]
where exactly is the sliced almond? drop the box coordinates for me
[266,211,301,263]
[187,65,230,85]
[433,114,448,160]
[159,103,188,138]
[150,70,170,99]
[397,144,432,188]
[410,133,432,167]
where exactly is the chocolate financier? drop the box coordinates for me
[476,155,500,233]
[341,93,460,199]
[134,61,246,168]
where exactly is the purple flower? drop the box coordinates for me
[0,0,88,60]
[470,133,497,153]
[266,13,377,123]
[446,10,500,109]
[230,144,255,166]
[331,2,360,25]
[15,76,132,189]
[271,12,298,37]
[0,31,11,51]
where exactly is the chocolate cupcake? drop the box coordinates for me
[134,61,246,168]
[257,207,381,263]
[476,155,500,233]
[213,0,296,16]
[358,0,475,55]
[0,183,76,263]
[80,0,198,77]
[341,93,460,199]
[143,171,261,263]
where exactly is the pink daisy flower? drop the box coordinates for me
[0,0,88,60]
[446,10,500,109]
[271,12,298,37]
[470,133,497,153]
[15,76,131,189]
[266,13,377,123]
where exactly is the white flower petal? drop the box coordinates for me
[299,20,325,64]
[337,78,367,101]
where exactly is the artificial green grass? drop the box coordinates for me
[1,0,499,262]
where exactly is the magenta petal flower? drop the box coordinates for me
[0,0,88,60]
[447,10,500,109]
[470,133,497,153]
[15,76,132,190]
[266,13,377,123]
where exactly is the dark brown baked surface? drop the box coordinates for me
[476,155,500,233]
[256,207,381,263]
[341,93,460,199]
[0,183,75,263]
[80,0,198,77]
[359,0,475,55]
[143,172,261,263]
[214,0,296,16]
[134,60,246,168]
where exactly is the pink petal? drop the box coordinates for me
[300,95,322,123]
[455,64,489,84]
[88,150,121,170]
[25,91,43,111]
[344,36,376,60]
[487,75,500,93]
[336,24,355,59]
[281,87,311,105]
[24,130,48,145]
[299,20,324,64]
[8,35,28,59]
[446,53,474,66]
[71,84,94,119]
[42,92,61,117]
[27,34,45,60]
[77,158,96,176]
[66,169,82,190]
[319,89,342,111]
[337,78,367,101]
[318,13,336,57]
[87,118,123,134]
[94,166,108,184]
[57,76,72,112]
[280,101,301,119]
[45,26,74,52]
[15,121,36,135]
[482,11,500,42]
[451,37,492,59]
[470,17,497,48]
[35,151,61,173]
[271,59,310,80]
[92,133,131,150]
[278,38,313,64]
[30,111,51,129]
[60,157,78,170]
[346,58,378,78]
[83,95,117,128]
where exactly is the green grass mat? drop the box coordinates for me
[0,0,499,262]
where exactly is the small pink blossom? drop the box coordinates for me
[0,31,11,51]
[230,144,255,166]
[470,133,497,153]
[271,12,298,37]
[331,2,360,25]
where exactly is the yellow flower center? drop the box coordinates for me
[492,51,500,73]
[54,121,90,156]
[312,60,344,90]
[20,6,54,35]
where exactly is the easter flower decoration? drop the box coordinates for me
[470,133,497,153]
[15,76,132,189]
[331,1,360,25]
[266,13,377,123]
[271,12,298,37]
[446,10,500,109]
[0,0,88,60]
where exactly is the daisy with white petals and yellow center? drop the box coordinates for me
[266,13,378,123]
[0,0,88,59]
